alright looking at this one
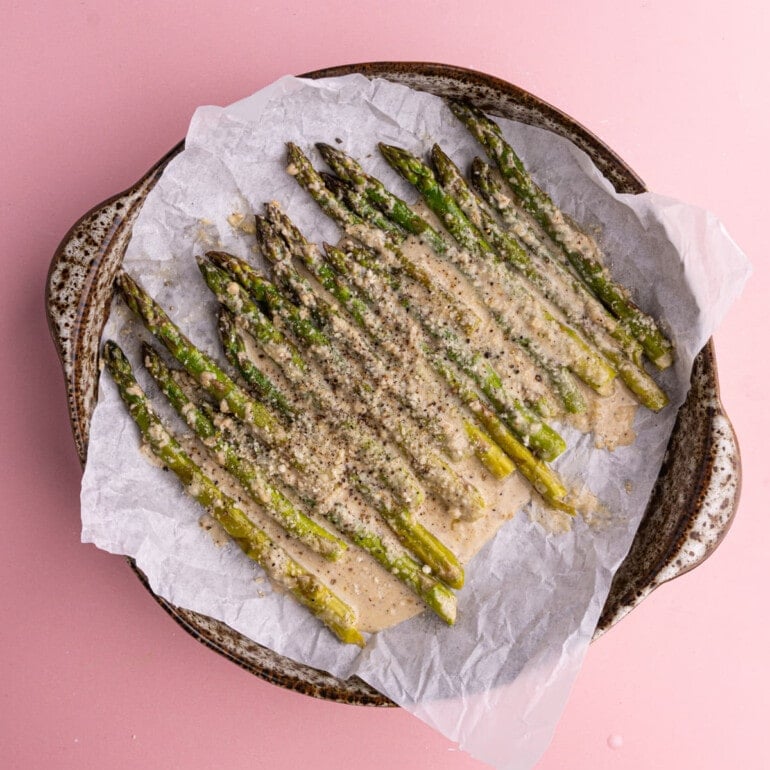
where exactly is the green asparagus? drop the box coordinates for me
[103,340,365,646]
[309,149,572,417]
[378,142,617,399]
[197,255,466,587]
[117,272,286,446]
[222,261,487,522]
[142,343,347,560]
[328,242,568,461]
[447,100,674,370]
[286,142,480,336]
[144,343,457,623]
[469,155,644,368]
[431,144,668,412]
[216,306,296,420]
[286,146,575,443]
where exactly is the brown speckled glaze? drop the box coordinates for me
[46,62,741,707]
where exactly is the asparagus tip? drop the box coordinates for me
[102,338,121,364]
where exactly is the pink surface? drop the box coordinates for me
[2,2,768,768]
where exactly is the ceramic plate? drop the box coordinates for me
[46,62,741,706]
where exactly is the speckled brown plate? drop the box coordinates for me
[46,62,741,706]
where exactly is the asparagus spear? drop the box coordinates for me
[378,142,617,399]
[102,340,365,646]
[197,257,465,587]
[313,240,575,510]
[254,220,472,457]
[216,306,296,420]
[316,141,440,246]
[142,343,347,561]
[117,272,287,446]
[207,256,486,522]
[259,205,516,481]
[286,142,480,336]
[431,144,668,412]
[321,500,458,623]
[447,100,674,370]
[308,150,568,417]
[324,240,574,506]
[226,329,465,590]
[144,343,457,622]
[428,354,575,513]
[321,171,408,242]
[285,145,575,436]
[470,156,644,368]
[328,241,567,461]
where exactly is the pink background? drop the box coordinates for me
[2,1,768,768]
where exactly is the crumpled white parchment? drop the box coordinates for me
[80,74,751,770]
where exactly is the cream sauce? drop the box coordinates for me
[193,442,530,631]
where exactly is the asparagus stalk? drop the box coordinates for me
[329,242,567,461]
[429,354,575,513]
[317,242,575,510]
[286,142,480,336]
[447,100,674,370]
[216,306,296,420]
[142,343,348,561]
[117,272,287,446]
[309,149,569,417]
[318,145,586,414]
[214,257,486,522]
[284,146,574,443]
[470,156,644,368]
[144,343,457,623]
[102,340,364,646]
[378,142,617,399]
[438,150,669,412]
[197,257,465,587]
[253,220,470,457]
[316,141,444,251]
[199,258,428,508]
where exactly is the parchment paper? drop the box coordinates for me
[80,75,751,769]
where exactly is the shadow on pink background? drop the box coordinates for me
[1,2,767,768]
